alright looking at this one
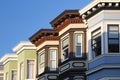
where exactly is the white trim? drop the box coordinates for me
[59,24,87,36]
[12,41,36,54]
[26,59,36,79]
[0,54,17,65]
[37,41,59,50]
[49,49,57,71]
[74,33,82,57]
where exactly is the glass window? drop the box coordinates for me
[12,70,17,80]
[75,34,82,57]
[39,52,45,74]
[27,60,35,79]
[91,28,101,58]
[108,25,119,53]
[20,62,24,80]
[61,36,69,61]
[50,49,57,71]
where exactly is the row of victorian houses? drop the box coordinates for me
[0,0,120,80]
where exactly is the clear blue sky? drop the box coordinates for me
[0,0,91,57]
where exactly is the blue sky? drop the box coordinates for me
[0,0,91,57]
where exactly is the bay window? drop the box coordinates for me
[108,25,119,53]
[75,34,82,57]
[91,28,101,58]
[50,49,57,71]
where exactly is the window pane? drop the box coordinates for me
[76,46,82,57]
[108,25,119,53]
[12,71,17,80]
[50,50,56,60]
[50,49,57,70]
[75,34,82,57]
[62,37,69,48]
[27,60,34,79]
[39,53,45,74]
[91,28,101,58]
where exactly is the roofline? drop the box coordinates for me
[79,0,120,15]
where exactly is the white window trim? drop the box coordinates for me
[49,49,57,71]
[26,59,36,80]
[74,33,82,57]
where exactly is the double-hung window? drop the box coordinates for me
[61,36,69,61]
[39,52,45,74]
[91,28,101,58]
[27,60,35,79]
[11,70,17,80]
[108,25,119,53]
[75,34,82,57]
[50,49,57,71]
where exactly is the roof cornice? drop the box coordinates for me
[0,54,17,65]
[79,0,120,20]
[13,41,36,54]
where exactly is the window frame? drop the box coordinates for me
[26,59,35,79]
[49,49,57,71]
[75,33,82,57]
[61,35,69,62]
[107,24,119,53]
[38,50,45,74]
[11,70,17,80]
[91,27,101,58]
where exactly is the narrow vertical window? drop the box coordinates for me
[75,34,82,57]
[27,60,35,79]
[91,28,101,58]
[61,36,69,61]
[39,53,45,74]
[20,62,24,80]
[6,72,8,80]
[108,25,119,53]
[50,49,57,71]
[12,70,17,80]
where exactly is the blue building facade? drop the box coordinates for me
[79,0,120,80]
